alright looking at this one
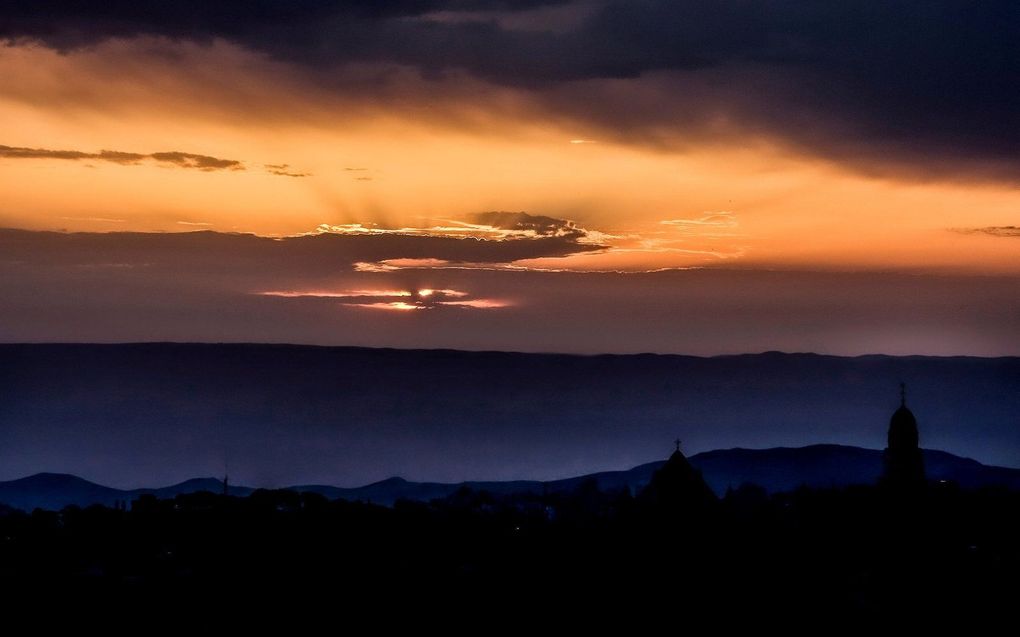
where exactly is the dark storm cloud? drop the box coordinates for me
[0,0,566,49]
[0,224,603,279]
[0,144,243,171]
[1,1,1018,176]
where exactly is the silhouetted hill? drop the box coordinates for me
[137,478,254,500]
[0,473,126,511]
[693,444,880,493]
[548,462,663,494]
[0,474,243,511]
[923,448,1020,489]
[250,447,1020,505]
[294,477,547,505]
[2,445,1019,510]
[693,444,1020,494]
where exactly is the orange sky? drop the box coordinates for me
[1,39,1017,275]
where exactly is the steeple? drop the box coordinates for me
[881,382,925,489]
[222,451,231,497]
[222,455,230,497]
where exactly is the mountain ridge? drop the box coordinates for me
[2,444,1019,511]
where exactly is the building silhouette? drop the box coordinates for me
[639,439,717,511]
[881,383,926,489]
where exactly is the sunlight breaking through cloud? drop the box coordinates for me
[661,212,738,230]
[256,287,509,311]
[314,211,605,244]
[351,301,424,311]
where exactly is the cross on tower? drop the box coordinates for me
[674,438,682,453]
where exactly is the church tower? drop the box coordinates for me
[881,383,926,489]
[638,439,717,512]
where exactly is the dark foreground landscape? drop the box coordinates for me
[1,454,1017,623]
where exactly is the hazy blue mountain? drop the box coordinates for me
[294,477,547,504]
[693,445,1020,494]
[137,478,254,500]
[2,445,1019,510]
[1,344,1018,489]
[0,473,126,511]
[0,474,245,511]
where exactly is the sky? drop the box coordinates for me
[1,1,1018,355]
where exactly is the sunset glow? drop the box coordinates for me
[0,2,1017,355]
[439,299,511,309]
[353,302,424,312]
[0,37,1016,276]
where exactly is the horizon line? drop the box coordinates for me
[0,341,1016,361]
[6,443,1007,494]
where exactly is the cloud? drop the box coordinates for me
[350,301,424,311]
[661,212,737,228]
[0,145,134,162]
[0,211,604,279]
[354,258,451,272]
[0,143,242,171]
[322,211,741,273]
[265,163,311,177]
[260,289,413,299]
[1,2,1018,178]
[1,143,309,176]
[58,216,126,223]
[258,286,507,311]
[951,226,1020,238]
[315,211,608,252]
[466,211,590,240]
[1,227,1018,362]
[149,151,242,170]
[437,298,509,309]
